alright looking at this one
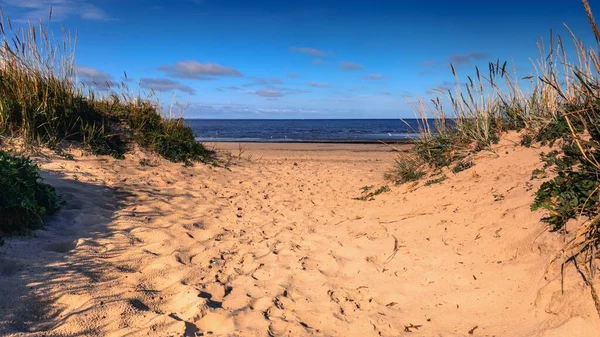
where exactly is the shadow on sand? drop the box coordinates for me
[0,169,133,336]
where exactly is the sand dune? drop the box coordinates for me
[0,138,599,336]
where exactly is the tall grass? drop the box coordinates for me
[389,0,600,314]
[0,13,212,163]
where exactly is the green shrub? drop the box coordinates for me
[535,116,582,147]
[531,117,600,231]
[385,155,426,185]
[520,133,533,147]
[0,151,60,235]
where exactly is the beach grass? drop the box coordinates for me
[389,0,600,310]
[0,13,212,163]
[0,13,214,237]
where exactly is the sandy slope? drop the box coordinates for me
[0,138,599,336]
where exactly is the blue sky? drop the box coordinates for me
[0,0,597,118]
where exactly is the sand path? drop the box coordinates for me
[0,140,599,336]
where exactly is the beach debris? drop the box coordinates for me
[468,325,479,334]
[404,323,422,332]
[384,235,400,264]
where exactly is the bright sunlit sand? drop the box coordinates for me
[1,138,599,336]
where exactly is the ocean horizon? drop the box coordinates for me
[185,118,432,143]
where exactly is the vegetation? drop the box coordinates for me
[0,151,60,240]
[354,185,391,201]
[384,155,425,184]
[452,158,474,174]
[0,13,212,163]
[386,0,600,306]
[424,175,447,186]
[0,14,214,240]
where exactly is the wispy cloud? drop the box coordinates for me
[340,61,363,71]
[312,59,327,65]
[289,47,332,57]
[426,80,461,95]
[347,86,366,92]
[159,60,243,79]
[139,78,196,95]
[216,86,241,92]
[449,52,489,65]
[242,77,283,87]
[363,73,385,80]
[75,66,115,91]
[1,0,110,22]
[287,72,301,78]
[254,89,285,98]
[418,60,437,75]
[251,87,308,98]
[307,81,330,88]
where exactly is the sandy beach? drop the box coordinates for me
[1,139,599,336]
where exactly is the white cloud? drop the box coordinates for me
[159,61,243,79]
[139,78,196,95]
[307,81,330,88]
[364,73,385,80]
[75,66,115,91]
[289,47,332,57]
[1,0,110,22]
[340,61,363,71]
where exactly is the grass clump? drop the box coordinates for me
[0,14,212,163]
[354,185,391,201]
[452,158,474,174]
[424,175,447,186]
[385,155,426,185]
[0,151,60,237]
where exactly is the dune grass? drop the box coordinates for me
[388,0,600,312]
[0,14,212,163]
[0,14,214,237]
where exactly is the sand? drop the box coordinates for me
[0,137,599,336]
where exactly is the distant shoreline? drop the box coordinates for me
[205,141,412,152]
[196,138,414,144]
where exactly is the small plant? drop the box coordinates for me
[530,168,546,180]
[61,153,75,161]
[354,185,391,201]
[452,158,474,174]
[0,151,61,235]
[139,158,154,167]
[520,134,533,147]
[531,141,599,231]
[493,193,505,202]
[424,175,447,186]
[535,116,578,147]
[385,155,426,184]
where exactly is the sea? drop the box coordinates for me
[186,119,428,143]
